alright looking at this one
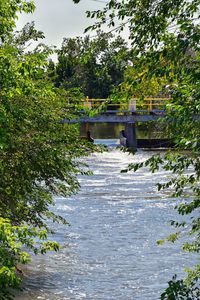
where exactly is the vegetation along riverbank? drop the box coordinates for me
[0,0,199,299]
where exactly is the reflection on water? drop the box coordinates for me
[16,145,196,300]
[81,122,166,139]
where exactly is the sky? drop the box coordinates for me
[16,0,107,48]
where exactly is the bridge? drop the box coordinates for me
[65,97,172,149]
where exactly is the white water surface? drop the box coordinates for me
[15,142,197,300]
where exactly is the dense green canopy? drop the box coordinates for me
[51,32,129,98]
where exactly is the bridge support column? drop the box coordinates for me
[125,122,137,150]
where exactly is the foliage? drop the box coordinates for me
[110,55,170,109]
[74,0,200,52]
[73,0,200,297]
[160,276,200,300]
[0,2,95,298]
[0,0,35,41]
[117,65,168,98]
[55,32,130,98]
[0,217,59,300]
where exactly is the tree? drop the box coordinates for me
[55,32,130,98]
[0,2,94,298]
[74,0,200,51]
[73,0,200,296]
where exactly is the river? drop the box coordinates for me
[16,140,194,300]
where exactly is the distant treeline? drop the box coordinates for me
[48,32,130,99]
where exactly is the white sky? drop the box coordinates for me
[16,0,107,48]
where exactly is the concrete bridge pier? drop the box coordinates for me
[125,122,137,150]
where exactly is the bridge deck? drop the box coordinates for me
[67,111,165,124]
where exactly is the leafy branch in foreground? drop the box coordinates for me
[160,275,200,300]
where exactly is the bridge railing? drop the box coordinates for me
[82,97,171,113]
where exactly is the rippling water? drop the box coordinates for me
[16,141,195,300]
